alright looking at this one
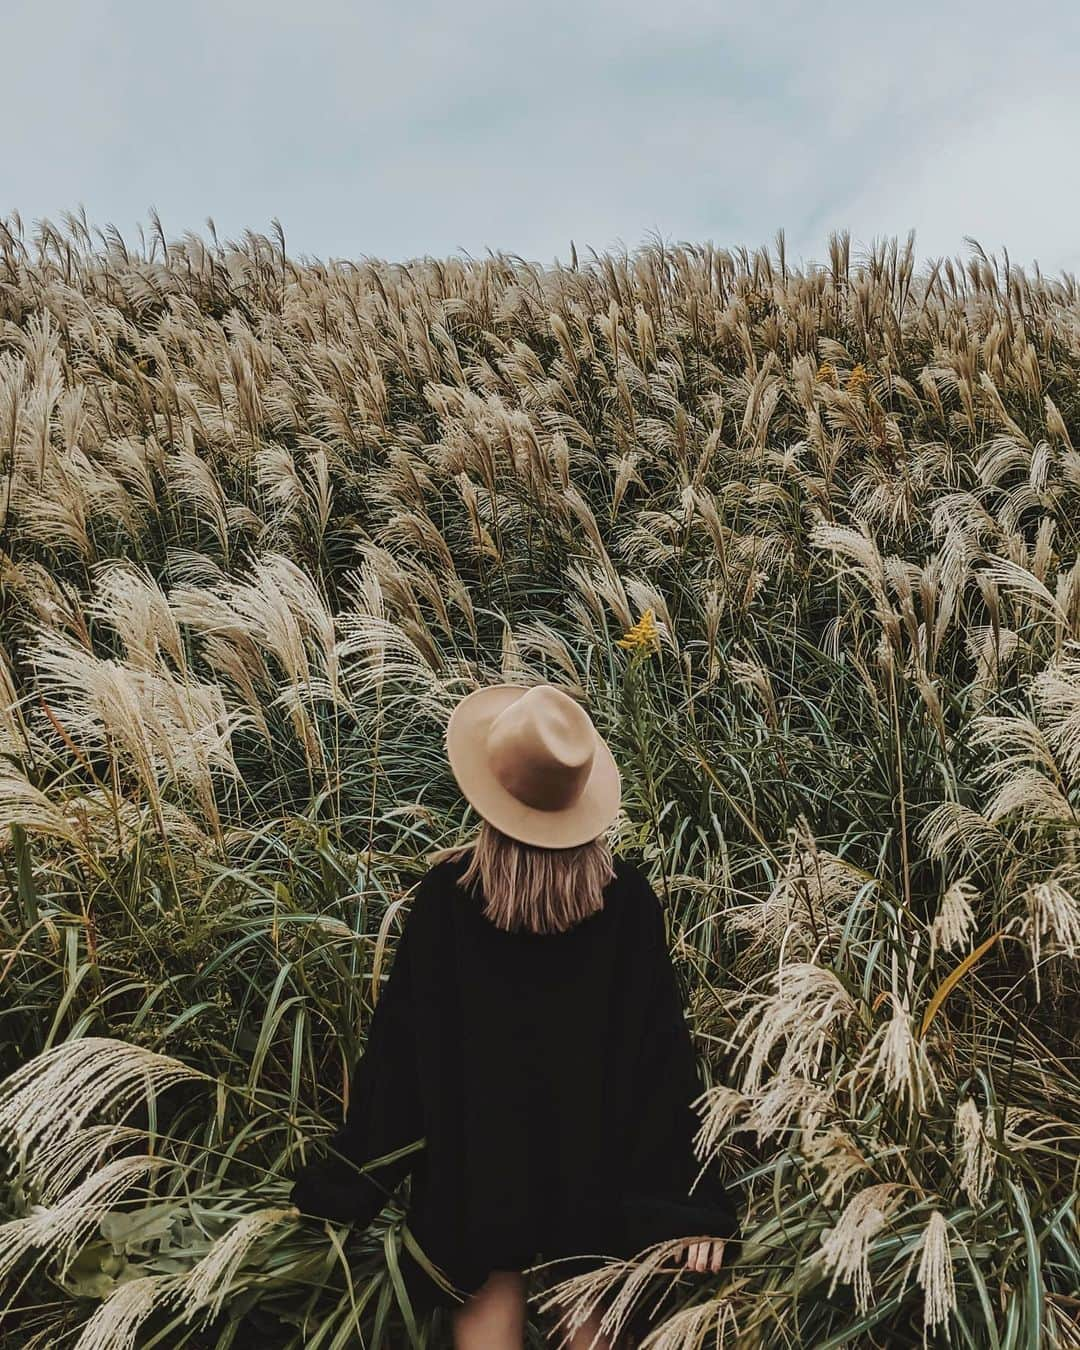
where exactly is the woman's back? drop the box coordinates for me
[409,852,641,1276]
[291,846,738,1314]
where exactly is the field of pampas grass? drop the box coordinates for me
[0,210,1079,1348]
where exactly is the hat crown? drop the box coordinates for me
[485,685,595,812]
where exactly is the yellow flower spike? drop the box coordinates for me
[616,607,661,654]
[815,362,836,385]
[846,362,870,394]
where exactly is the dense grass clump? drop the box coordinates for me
[0,211,1078,1347]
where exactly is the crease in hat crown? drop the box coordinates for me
[485,685,595,811]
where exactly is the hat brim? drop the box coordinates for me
[445,684,622,849]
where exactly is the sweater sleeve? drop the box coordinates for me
[621,868,739,1250]
[288,880,427,1228]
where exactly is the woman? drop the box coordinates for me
[289,682,739,1348]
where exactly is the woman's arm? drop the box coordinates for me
[622,867,739,1249]
[289,880,428,1227]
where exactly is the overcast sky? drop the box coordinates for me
[5,0,1080,276]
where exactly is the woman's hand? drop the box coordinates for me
[685,1239,726,1273]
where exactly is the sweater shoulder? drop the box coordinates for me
[414,855,462,895]
[609,855,659,910]
[609,855,666,936]
[609,854,653,896]
[409,854,470,918]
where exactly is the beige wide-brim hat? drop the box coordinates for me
[445,683,621,849]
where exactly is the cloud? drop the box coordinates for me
[813,89,1080,277]
[2,0,1078,274]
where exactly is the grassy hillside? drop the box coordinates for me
[0,214,1078,1348]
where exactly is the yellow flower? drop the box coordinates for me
[616,607,661,654]
[846,363,870,394]
[815,362,836,385]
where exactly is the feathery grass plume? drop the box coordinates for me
[729,963,860,1093]
[913,1209,957,1333]
[725,838,875,966]
[929,878,979,960]
[800,1123,869,1205]
[335,580,465,726]
[226,551,341,703]
[954,1099,994,1208]
[747,1074,834,1143]
[916,801,1009,872]
[610,449,646,514]
[58,789,213,858]
[930,491,997,611]
[1031,642,1080,778]
[1021,879,1080,997]
[510,620,586,688]
[254,441,305,522]
[809,522,902,655]
[178,1206,297,1326]
[691,1084,751,1160]
[729,654,778,727]
[816,1183,906,1314]
[1001,1105,1050,1151]
[164,440,231,553]
[858,993,940,1114]
[15,1123,148,1206]
[535,1237,696,1350]
[966,625,1021,707]
[618,515,682,570]
[637,1294,740,1350]
[0,1037,210,1165]
[978,554,1070,631]
[970,710,1065,785]
[0,643,33,759]
[981,763,1073,826]
[84,559,187,674]
[0,761,83,846]
[0,1153,174,1286]
[28,629,241,836]
[71,1272,185,1350]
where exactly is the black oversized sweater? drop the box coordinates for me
[288,852,739,1311]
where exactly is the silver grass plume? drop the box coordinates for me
[178,1206,298,1327]
[954,1098,994,1208]
[801,1123,869,1205]
[1020,879,1080,998]
[724,838,875,966]
[729,963,860,1094]
[1031,642,1080,780]
[19,1123,148,1205]
[857,993,941,1114]
[914,1210,957,1333]
[0,1154,175,1287]
[0,761,83,847]
[0,1037,209,1165]
[929,878,979,960]
[817,1182,906,1314]
[917,802,1009,873]
[638,1295,740,1350]
[72,1274,184,1350]
[536,1237,700,1350]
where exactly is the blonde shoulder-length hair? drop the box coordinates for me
[426,819,616,935]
